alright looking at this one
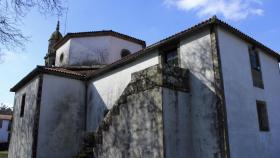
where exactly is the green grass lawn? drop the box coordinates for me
[0,151,8,158]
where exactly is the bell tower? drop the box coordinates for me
[44,21,63,66]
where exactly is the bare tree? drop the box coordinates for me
[0,0,66,58]
[0,103,13,115]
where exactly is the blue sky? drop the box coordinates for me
[1,0,280,107]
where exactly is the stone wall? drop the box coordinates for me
[96,87,164,158]
[86,51,159,132]
[92,64,189,158]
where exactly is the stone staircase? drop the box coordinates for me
[75,64,189,158]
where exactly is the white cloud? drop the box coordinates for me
[164,0,264,21]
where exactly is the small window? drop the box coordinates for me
[0,120,2,128]
[121,49,131,58]
[163,48,178,66]
[256,101,269,132]
[249,47,261,71]
[249,47,264,88]
[59,53,64,62]
[20,94,26,117]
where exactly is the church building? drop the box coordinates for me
[8,16,280,158]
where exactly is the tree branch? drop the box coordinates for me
[0,0,66,56]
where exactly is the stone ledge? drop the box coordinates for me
[130,64,189,93]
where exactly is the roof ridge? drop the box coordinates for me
[85,16,279,79]
[54,30,146,50]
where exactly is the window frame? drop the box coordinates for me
[249,46,264,89]
[0,120,2,129]
[256,100,270,132]
[249,47,261,71]
[161,45,179,67]
[20,93,26,118]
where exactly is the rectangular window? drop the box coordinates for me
[163,48,178,66]
[256,101,269,132]
[0,120,2,128]
[249,47,261,70]
[20,94,26,117]
[249,47,264,88]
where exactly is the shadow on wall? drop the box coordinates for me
[87,79,129,132]
[183,39,214,90]
[87,84,108,132]
[43,93,85,157]
[8,79,39,158]
[87,35,222,157]
[98,87,164,158]
[73,48,109,66]
[180,38,222,157]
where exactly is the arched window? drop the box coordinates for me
[121,49,131,58]
[59,53,64,62]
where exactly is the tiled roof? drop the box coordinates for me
[11,16,280,91]
[43,67,85,77]
[86,16,280,79]
[54,30,146,50]
[10,65,106,92]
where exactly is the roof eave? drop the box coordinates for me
[86,17,280,80]
[10,66,42,92]
[85,19,214,79]
[53,31,146,50]
[10,66,86,92]
[214,19,280,61]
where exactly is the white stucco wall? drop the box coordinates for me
[87,51,159,131]
[217,27,280,158]
[68,36,110,66]
[179,29,220,158]
[37,74,85,158]
[9,77,40,158]
[163,89,193,158]
[108,36,143,63]
[55,40,71,66]
[55,36,143,66]
[0,119,10,143]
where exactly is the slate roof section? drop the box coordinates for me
[54,30,146,50]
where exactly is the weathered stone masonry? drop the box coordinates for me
[85,64,189,158]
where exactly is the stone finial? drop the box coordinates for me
[211,15,218,22]
[56,21,60,31]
